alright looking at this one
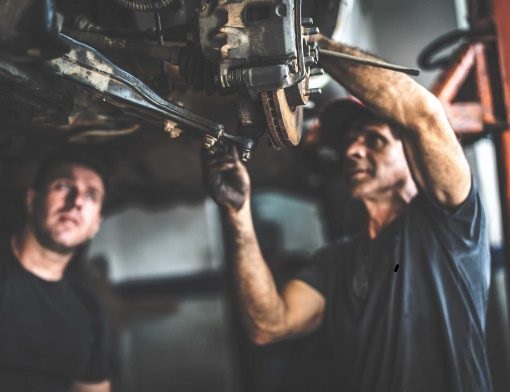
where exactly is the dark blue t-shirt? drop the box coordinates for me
[297,183,492,392]
[0,240,110,391]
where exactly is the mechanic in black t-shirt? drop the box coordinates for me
[0,149,111,391]
[202,34,492,392]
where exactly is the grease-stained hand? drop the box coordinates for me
[202,143,251,212]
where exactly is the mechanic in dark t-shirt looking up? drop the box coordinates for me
[0,149,111,391]
[202,34,491,391]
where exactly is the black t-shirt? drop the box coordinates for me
[0,240,110,391]
[297,183,492,392]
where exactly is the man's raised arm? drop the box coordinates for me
[315,35,471,207]
[202,145,325,345]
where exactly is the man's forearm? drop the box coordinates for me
[226,202,287,345]
[316,35,438,131]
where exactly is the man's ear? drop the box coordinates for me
[26,189,36,216]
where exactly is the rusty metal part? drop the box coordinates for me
[197,0,317,92]
[46,35,223,135]
[198,0,297,65]
[260,77,310,147]
[431,43,501,134]
[261,88,302,148]
[196,0,320,150]
[285,78,309,107]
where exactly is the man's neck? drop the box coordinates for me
[363,181,418,239]
[11,229,73,281]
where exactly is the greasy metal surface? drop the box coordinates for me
[198,0,296,64]
[47,34,223,135]
[197,0,317,94]
[198,0,297,90]
[80,0,314,152]
[44,34,254,153]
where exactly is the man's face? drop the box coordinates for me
[341,119,412,200]
[28,164,105,254]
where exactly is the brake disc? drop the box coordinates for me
[261,89,302,148]
[261,82,305,148]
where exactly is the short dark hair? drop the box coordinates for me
[32,147,111,198]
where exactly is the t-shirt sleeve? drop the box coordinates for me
[413,179,487,253]
[77,299,111,383]
[413,179,491,299]
[294,242,346,298]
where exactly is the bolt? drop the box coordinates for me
[167,127,183,139]
[305,88,322,97]
[304,56,317,66]
[303,27,320,36]
[203,134,218,149]
[309,67,325,76]
[164,120,182,139]
[302,17,314,27]
[241,150,251,161]
[197,2,207,13]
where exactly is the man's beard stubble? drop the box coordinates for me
[30,218,76,255]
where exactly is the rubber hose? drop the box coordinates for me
[112,0,175,12]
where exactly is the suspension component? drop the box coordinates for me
[45,34,255,158]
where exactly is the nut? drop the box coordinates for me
[203,135,217,149]
[164,119,182,139]
[241,150,251,161]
